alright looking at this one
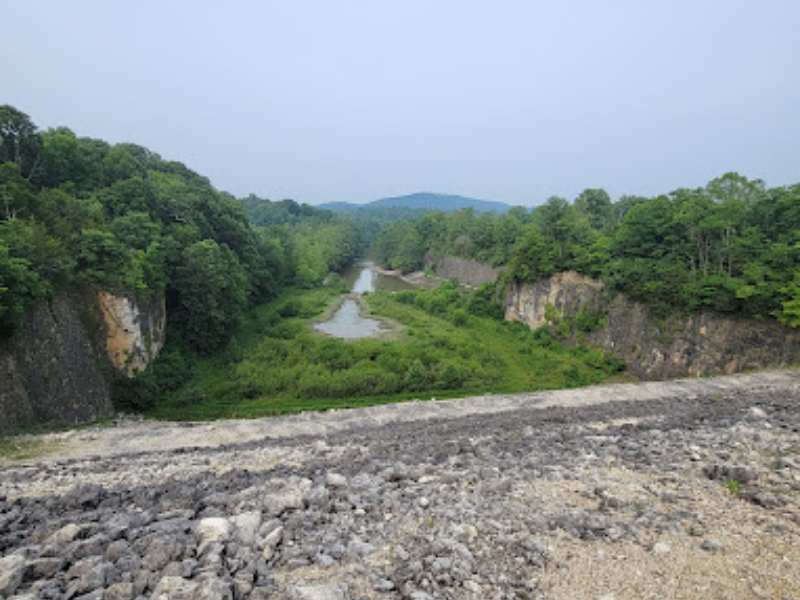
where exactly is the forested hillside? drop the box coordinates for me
[0,106,358,355]
[373,178,800,325]
[241,195,359,287]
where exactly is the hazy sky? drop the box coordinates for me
[5,1,799,206]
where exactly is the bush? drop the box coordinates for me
[113,372,159,411]
[277,298,302,317]
[450,308,468,326]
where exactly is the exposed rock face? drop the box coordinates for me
[0,287,165,432]
[429,256,502,288]
[97,291,165,376]
[506,271,800,379]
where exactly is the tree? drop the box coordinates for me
[0,242,48,335]
[0,105,42,179]
[575,188,612,230]
[171,240,249,353]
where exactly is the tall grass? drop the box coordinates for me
[144,286,624,420]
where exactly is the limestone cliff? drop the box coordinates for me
[97,291,165,376]
[0,287,165,432]
[428,255,502,288]
[506,272,800,379]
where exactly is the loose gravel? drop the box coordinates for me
[1,370,798,599]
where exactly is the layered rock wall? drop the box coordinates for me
[506,272,800,379]
[0,287,165,432]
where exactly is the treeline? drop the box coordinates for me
[0,106,358,354]
[372,175,800,325]
[242,196,359,287]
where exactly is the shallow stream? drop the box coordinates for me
[313,261,412,339]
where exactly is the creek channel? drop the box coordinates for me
[313,261,414,339]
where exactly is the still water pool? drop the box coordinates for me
[314,262,411,339]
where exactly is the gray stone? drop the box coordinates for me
[143,538,183,572]
[304,486,330,509]
[373,578,395,592]
[701,539,723,552]
[30,556,63,579]
[73,591,104,600]
[65,558,114,595]
[315,553,336,568]
[105,581,135,600]
[195,575,233,600]
[347,538,375,558]
[106,539,131,563]
[47,522,84,545]
[151,576,199,599]
[264,487,304,517]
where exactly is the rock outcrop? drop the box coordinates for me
[428,256,502,288]
[97,290,165,376]
[0,287,165,432]
[506,271,800,379]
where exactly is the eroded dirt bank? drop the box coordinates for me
[1,371,798,599]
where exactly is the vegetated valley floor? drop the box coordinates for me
[1,371,799,600]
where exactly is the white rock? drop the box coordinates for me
[652,542,671,554]
[325,473,347,488]
[0,554,26,598]
[463,580,482,594]
[289,583,348,600]
[260,523,284,560]
[231,511,262,547]
[196,518,232,544]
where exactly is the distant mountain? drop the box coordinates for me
[320,192,511,214]
[314,201,357,212]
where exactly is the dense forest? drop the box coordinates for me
[0,106,358,353]
[373,180,800,325]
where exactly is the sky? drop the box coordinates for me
[4,1,799,207]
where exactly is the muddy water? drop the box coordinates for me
[313,298,384,339]
[341,261,415,293]
[314,262,412,339]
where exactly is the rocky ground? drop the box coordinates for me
[1,371,799,600]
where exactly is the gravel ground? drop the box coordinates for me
[1,370,798,599]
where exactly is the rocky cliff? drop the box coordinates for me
[97,291,165,376]
[0,287,165,432]
[506,272,800,379]
[428,255,502,288]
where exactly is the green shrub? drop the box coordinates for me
[277,298,302,317]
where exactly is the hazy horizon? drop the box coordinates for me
[5,1,799,207]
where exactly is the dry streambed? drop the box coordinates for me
[1,371,799,599]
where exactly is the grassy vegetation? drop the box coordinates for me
[0,435,64,462]
[143,284,625,421]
